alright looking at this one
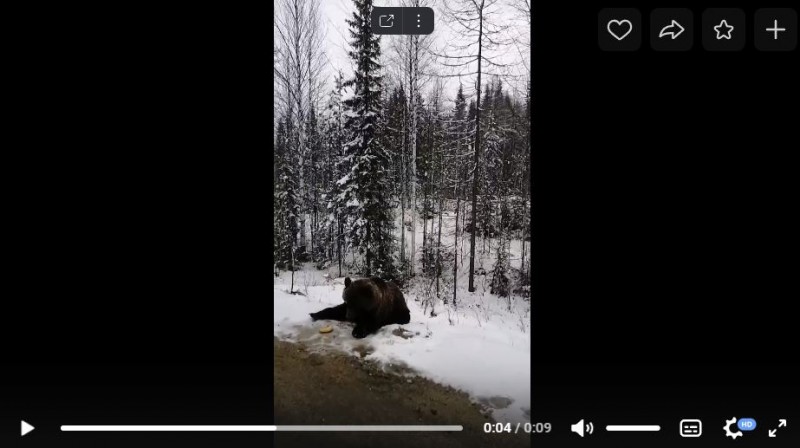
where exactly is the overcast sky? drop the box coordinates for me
[284,0,529,110]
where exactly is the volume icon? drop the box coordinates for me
[571,419,594,437]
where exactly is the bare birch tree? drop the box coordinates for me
[274,0,326,261]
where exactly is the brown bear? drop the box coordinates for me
[309,277,411,338]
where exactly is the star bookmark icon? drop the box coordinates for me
[703,9,745,51]
[714,19,734,40]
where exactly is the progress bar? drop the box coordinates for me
[60,425,464,432]
[605,425,661,432]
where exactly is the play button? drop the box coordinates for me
[21,420,35,437]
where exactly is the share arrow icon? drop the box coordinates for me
[659,20,685,39]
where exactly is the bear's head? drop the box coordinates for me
[342,277,376,321]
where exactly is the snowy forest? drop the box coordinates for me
[273,0,531,310]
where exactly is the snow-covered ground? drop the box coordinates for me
[274,265,531,423]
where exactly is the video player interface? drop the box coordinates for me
[3,2,797,448]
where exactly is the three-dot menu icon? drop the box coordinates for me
[403,7,433,34]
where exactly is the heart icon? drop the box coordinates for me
[607,19,633,41]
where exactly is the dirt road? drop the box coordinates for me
[274,338,529,448]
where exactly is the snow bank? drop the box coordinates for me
[273,270,531,423]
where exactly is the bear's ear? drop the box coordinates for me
[344,277,352,288]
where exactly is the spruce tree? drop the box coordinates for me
[338,0,396,277]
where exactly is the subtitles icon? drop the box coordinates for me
[680,419,702,438]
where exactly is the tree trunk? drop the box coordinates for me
[453,192,460,307]
[436,193,443,300]
[337,213,343,277]
[310,185,317,262]
[422,172,428,274]
[400,109,406,271]
[409,36,418,277]
[468,4,484,293]
[290,236,296,292]
[430,208,435,239]
[521,208,526,272]
[400,187,406,268]
[365,221,372,276]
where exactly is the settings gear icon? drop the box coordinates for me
[724,417,743,440]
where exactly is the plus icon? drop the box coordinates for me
[754,8,797,51]
[765,20,787,40]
